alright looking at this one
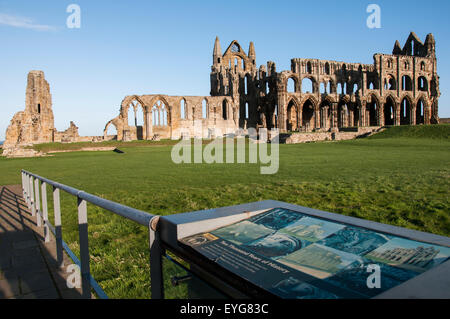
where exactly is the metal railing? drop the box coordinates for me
[21,170,164,299]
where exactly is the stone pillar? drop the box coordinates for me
[146,110,153,139]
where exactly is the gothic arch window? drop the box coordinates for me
[245,102,249,119]
[222,100,228,120]
[306,61,312,74]
[402,75,413,91]
[245,75,249,95]
[231,43,239,53]
[152,100,168,126]
[400,98,412,125]
[420,62,426,71]
[384,75,397,90]
[324,62,330,75]
[416,99,425,124]
[128,99,144,127]
[152,105,159,126]
[161,105,168,126]
[404,61,410,70]
[287,77,296,93]
[387,59,393,69]
[418,76,428,91]
[301,78,313,94]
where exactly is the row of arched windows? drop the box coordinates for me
[384,75,428,92]
[386,59,427,71]
[179,99,232,120]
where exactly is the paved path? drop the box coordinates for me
[0,185,85,299]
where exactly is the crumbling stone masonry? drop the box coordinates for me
[3,71,81,156]
[105,32,440,140]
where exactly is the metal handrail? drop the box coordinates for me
[20,170,163,299]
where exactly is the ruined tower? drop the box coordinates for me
[3,71,80,155]
[4,71,55,147]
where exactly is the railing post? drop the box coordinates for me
[22,172,27,206]
[77,196,91,299]
[149,216,164,299]
[41,182,50,243]
[21,172,25,199]
[35,178,42,227]
[53,186,64,268]
[29,175,35,216]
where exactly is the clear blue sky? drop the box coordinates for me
[1,0,449,140]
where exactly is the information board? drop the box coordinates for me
[179,208,450,299]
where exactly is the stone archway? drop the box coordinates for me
[286,99,299,132]
[416,98,426,125]
[384,96,396,126]
[301,99,316,131]
[400,97,413,125]
[319,99,333,130]
[367,95,380,126]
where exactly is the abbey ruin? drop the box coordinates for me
[104,32,440,141]
[2,71,99,157]
[3,32,441,156]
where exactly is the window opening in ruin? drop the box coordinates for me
[152,106,159,126]
[418,76,428,91]
[161,105,168,126]
[222,100,227,120]
[302,78,313,94]
[37,104,41,114]
[180,99,186,119]
[245,76,248,95]
[384,98,395,125]
[202,99,208,119]
[400,98,411,125]
[416,100,425,124]
[306,62,312,74]
[402,75,412,91]
[245,102,249,119]
[420,62,426,71]
[287,78,296,93]
[325,62,330,75]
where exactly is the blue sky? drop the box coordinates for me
[1,0,449,140]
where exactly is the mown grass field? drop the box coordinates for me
[0,125,449,298]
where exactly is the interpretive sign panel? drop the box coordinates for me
[179,207,450,299]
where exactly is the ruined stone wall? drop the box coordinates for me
[104,94,239,141]
[3,71,89,157]
[106,32,440,141]
[4,71,55,147]
[274,32,439,133]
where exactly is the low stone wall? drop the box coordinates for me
[2,147,44,158]
[285,127,383,144]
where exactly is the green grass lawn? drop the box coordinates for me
[0,124,449,298]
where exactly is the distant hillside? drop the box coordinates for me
[369,124,450,140]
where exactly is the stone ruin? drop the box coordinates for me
[105,32,440,141]
[3,32,441,157]
[3,71,95,157]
